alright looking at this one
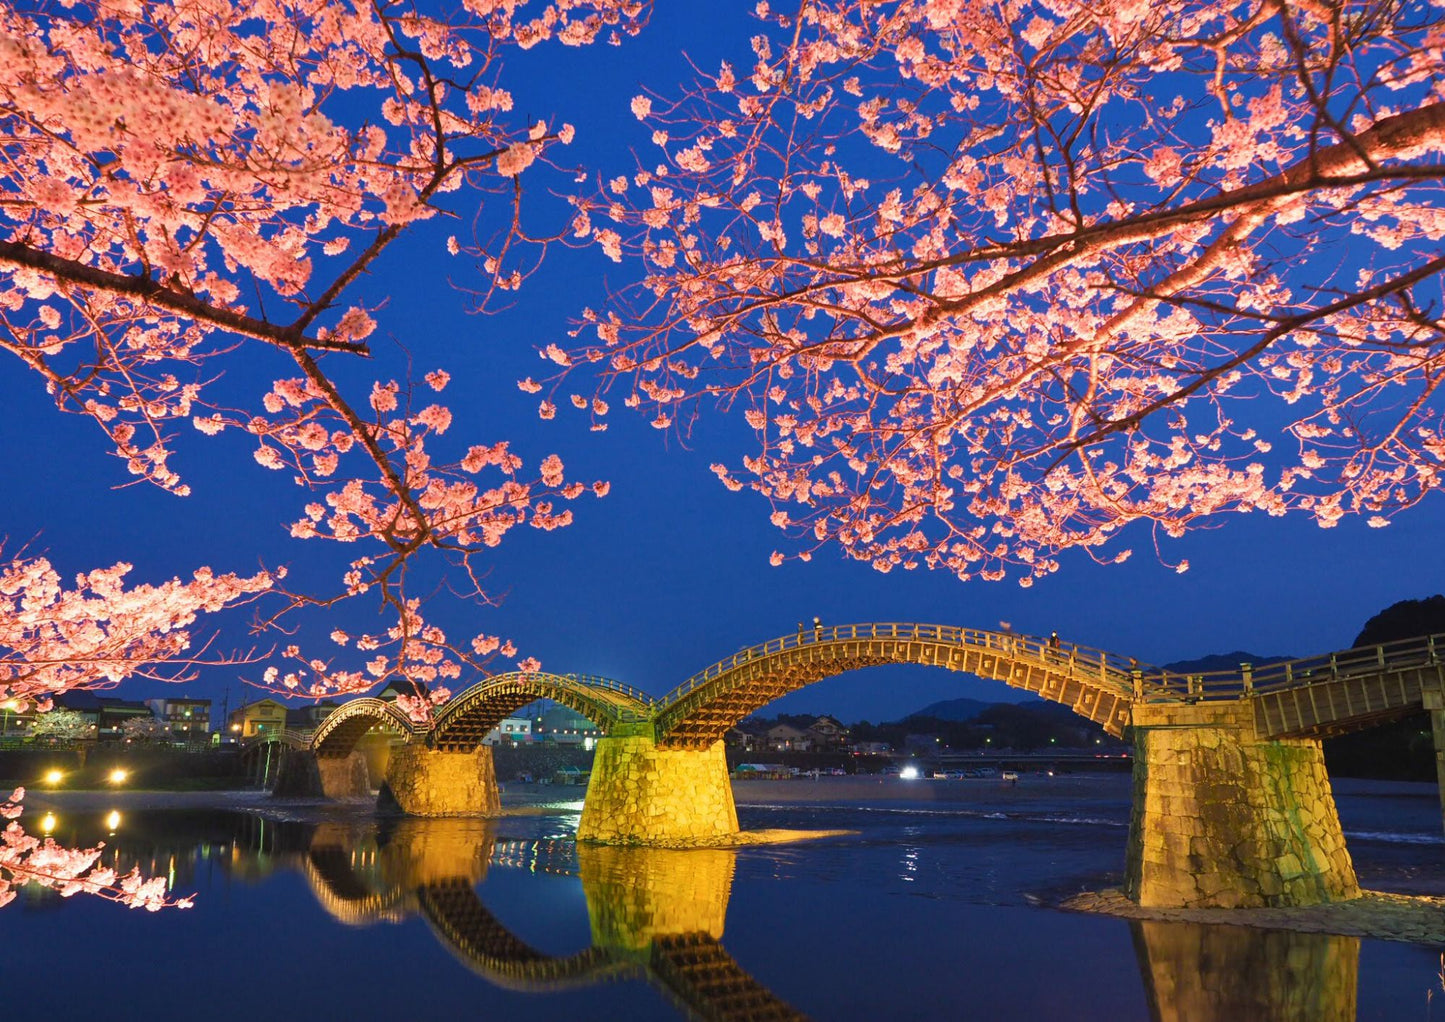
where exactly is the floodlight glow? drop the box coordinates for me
[40,813,56,834]
[105,810,122,831]
[900,765,920,780]
[108,768,129,784]
[43,769,64,785]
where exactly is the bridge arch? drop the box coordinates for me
[651,622,1139,747]
[430,672,652,752]
[310,697,417,758]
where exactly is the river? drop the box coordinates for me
[3,774,1441,1020]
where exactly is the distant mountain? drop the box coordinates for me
[1353,595,1445,647]
[1162,651,1294,674]
[903,697,994,722]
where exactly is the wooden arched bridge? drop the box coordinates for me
[253,622,1445,753]
[250,622,1445,912]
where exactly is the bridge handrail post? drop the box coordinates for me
[1132,671,1143,700]
[1431,635,1438,663]
[1378,645,1386,668]
[1099,651,1107,685]
[1284,662,1293,686]
[1330,653,1338,678]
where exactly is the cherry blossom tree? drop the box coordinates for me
[1,555,272,712]
[1,0,644,910]
[23,708,90,744]
[1,0,643,706]
[561,0,1445,583]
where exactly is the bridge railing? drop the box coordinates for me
[560,674,654,707]
[1137,631,1445,702]
[241,727,314,747]
[660,622,1146,708]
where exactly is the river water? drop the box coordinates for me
[4,775,1441,1021]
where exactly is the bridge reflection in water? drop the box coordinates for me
[1131,921,1359,1022]
[303,817,808,1020]
[292,817,1362,1022]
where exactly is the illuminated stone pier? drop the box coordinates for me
[1427,681,1445,839]
[380,745,500,817]
[577,731,739,846]
[1126,702,1358,909]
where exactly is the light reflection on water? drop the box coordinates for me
[3,777,1442,1021]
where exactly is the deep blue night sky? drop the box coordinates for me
[3,6,1443,724]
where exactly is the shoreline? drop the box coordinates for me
[1064,888,1445,946]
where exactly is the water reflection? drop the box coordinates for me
[302,817,808,1020]
[1131,919,1359,1022]
[17,810,1381,1021]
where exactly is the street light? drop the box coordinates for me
[43,769,64,785]
[108,768,129,785]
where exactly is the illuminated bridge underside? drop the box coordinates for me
[310,698,416,758]
[654,633,1135,748]
[417,879,633,991]
[650,934,807,1022]
[304,846,408,926]
[431,672,650,752]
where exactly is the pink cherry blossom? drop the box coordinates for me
[557,0,1445,585]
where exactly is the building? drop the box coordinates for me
[765,724,810,752]
[0,698,39,737]
[228,698,288,739]
[806,715,850,749]
[852,740,893,755]
[286,701,340,730]
[531,704,601,746]
[55,692,153,740]
[146,697,212,742]
[482,717,531,745]
[724,727,759,752]
[377,679,430,703]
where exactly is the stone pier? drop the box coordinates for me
[1426,681,1445,839]
[380,745,500,816]
[1126,702,1358,908]
[272,749,372,799]
[577,731,738,846]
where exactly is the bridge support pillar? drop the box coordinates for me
[1126,702,1358,908]
[271,750,372,799]
[381,745,500,817]
[578,734,738,846]
[1426,682,1445,839]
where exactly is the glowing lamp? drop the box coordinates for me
[43,769,64,785]
[105,810,122,831]
[40,813,57,834]
[900,765,920,780]
[108,768,129,784]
